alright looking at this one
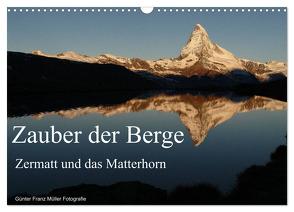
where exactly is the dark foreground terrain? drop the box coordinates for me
[8,145,287,205]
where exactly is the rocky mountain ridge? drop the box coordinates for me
[32,24,287,81]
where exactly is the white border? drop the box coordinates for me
[1,0,292,212]
[6,7,288,13]
[3,0,289,7]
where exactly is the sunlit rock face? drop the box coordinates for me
[33,94,287,146]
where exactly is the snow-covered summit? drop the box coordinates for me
[178,24,244,73]
[180,24,211,58]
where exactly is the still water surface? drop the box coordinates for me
[7,94,287,196]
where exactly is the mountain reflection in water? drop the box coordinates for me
[8,92,287,198]
[29,93,287,146]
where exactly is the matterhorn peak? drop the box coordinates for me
[180,23,214,59]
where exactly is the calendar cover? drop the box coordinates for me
[7,7,287,205]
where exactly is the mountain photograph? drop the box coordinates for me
[8,24,287,99]
[7,8,287,205]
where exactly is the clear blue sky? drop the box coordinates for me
[8,8,287,62]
